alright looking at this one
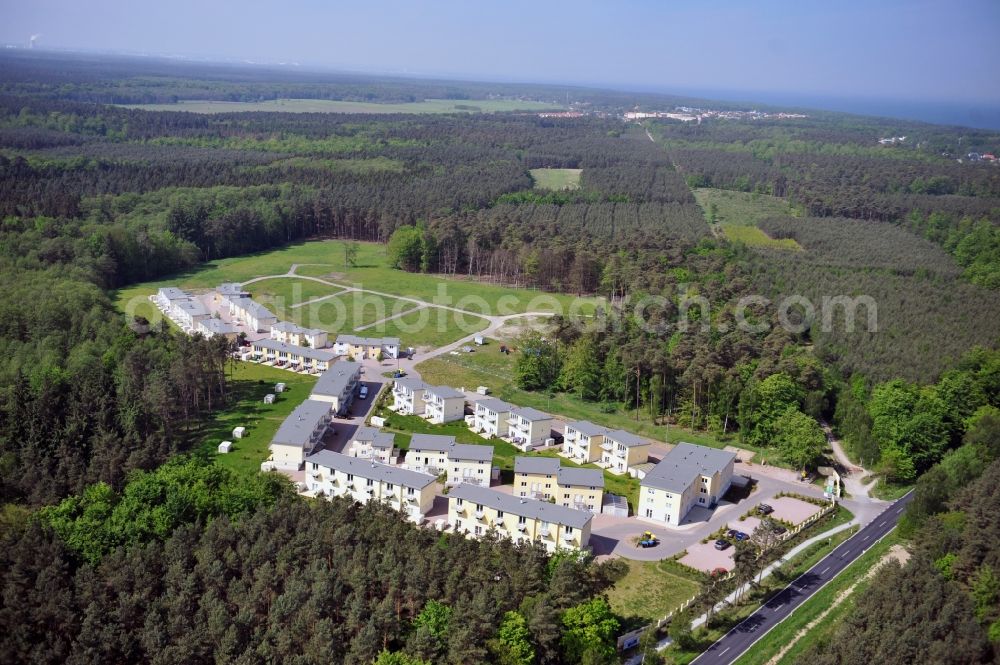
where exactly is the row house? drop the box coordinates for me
[266,399,333,470]
[228,296,278,332]
[249,339,336,373]
[305,450,436,523]
[196,318,239,341]
[333,335,400,361]
[447,483,592,552]
[513,456,604,513]
[403,434,493,486]
[311,361,361,415]
[271,321,329,349]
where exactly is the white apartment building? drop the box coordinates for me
[305,450,436,523]
[600,429,651,475]
[469,398,513,438]
[310,361,362,415]
[422,385,466,424]
[505,407,554,451]
[639,443,736,527]
[345,426,398,464]
[266,399,333,470]
[196,318,239,341]
[228,296,278,332]
[561,420,611,463]
[271,321,329,349]
[403,434,493,486]
[333,335,400,361]
[391,377,429,415]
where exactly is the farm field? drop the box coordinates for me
[530,167,582,190]
[607,559,701,624]
[415,339,736,454]
[196,362,317,476]
[120,98,564,114]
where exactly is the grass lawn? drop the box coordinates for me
[249,278,344,309]
[290,291,419,333]
[607,559,701,624]
[120,98,564,114]
[692,188,800,227]
[113,239,600,321]
[416,339,737,453]
[376,308,490,350]
[530,168,582,190]
[721,225,802,250]
[733,532,902,665]
[870,479,914,501]
[194,362,317,476]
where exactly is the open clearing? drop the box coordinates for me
[249,278,343,310]
[692,187,803,250]
[120,98,564,114]
[530,167,583,190]
[606,559,701,623]
[722,225,802,250]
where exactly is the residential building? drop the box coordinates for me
[172,299,210,329]
[267,399,333,470]
[505,407,554,451]
[333,334,400,361]
[196,318,239,341]
[304,450,435,522]
[469,398,513,438]
[404,434,493,486]
[271,321,329,349]
[423,385,466,424]
[228,297,278,332]
[156,286,189,310]
[561,421,610,463]
[249,339,336,373]
[447,483,592,552]
[600,429,651,475]
[391,377,429,415]
[214,283,249,302]
[311,361,362,415]
[513,457,604,513]
[345,426,398,464]
[638,443,736,527]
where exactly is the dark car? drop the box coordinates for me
[714,539,731,551]
[734,531,749,541]
[774,525,787,535]
[725,528,738,539]
[757,503,774,515]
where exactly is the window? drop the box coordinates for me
[566,527,574,534]
[407,487,415,496]
[519,491,526,497]
[518,515,527,524]
[386,483,394,491]
[520,481,527,486]
[563,493,570,499]
[347,474,354,482]
[477,469,484,474]
[545,483,551,489]
[456,498,464,506]
[497,511,504,518]
[311,463,318,470]
[366,478,374,487]
[474,526,483,535]
[476,504,484,512]
[455,519,462,529]
[646,509,654,518]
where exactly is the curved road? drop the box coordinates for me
[691,490,914,665]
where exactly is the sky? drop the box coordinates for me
[3,0,1000,106]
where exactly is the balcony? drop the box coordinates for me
[563,432,577,442]
[539,527,551,538]
[562,531,575,542]
[474,509,485,520]
[600,442,614,452]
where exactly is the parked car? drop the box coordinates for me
[359,386,369,399]
[714,539,731,550]
[726,528,738,539]
[773,525,787,535]
[734,531,749,541]
[757,503,774,515]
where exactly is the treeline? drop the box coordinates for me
[799,408,1000,664]
[1,456,627,664]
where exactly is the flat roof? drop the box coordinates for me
[565,420,609,437]
[427,385,465,400]
[252,339,336,362]
[272,399,331,447]
[352,426,396,449]
[514,456,560,475]
[511,406,551,422]
[408,434,493,462]
[641,443,736,494]
[558,466,604,488]
[475,398,514,413]
[312,361,361,396]
[449,483,592,529]
[605,429,648,448]
[306,450,436,489]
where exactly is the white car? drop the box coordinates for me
[359,386,369,399]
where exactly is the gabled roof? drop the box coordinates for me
[312,361,361,396]
[272,320,325,336]
[272,399,330,447]
[641,443,736,494]
[175,300,209,317]
[565,420,609,437]
[336,334,401,346]
[216,283,248,296]
[449,483,592,529]
[511,406,551,422]
[514,456,560,475]
[408,434,493,463]
[557,466,604,488]
[604,429,648,448]
[253,339,337,362]
[394,377,429,391]
[232,297,276,320]
[198,319,237,334]
[427,385,465,400]
[157,286,188,301]
[306,450,435,489]
[475,398,514,413]
[352,426,396,449]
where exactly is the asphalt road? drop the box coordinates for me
[691,490,914,665]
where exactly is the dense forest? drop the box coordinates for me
[1,52,999,663]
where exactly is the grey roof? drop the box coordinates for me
[272,320,324,335]
[232,297,276,320]
[641,443,736,494]
[449,483,592,529]
[176,300,209,317]
[336,334,400,346]
[511,406,551,422]
[427,385,465,400]
[158,286,189,301]
[353,427,396,449]
[408,434,493,463]
[475,398,513,413]
[514,456,560,475]
[252,339,336,362]
[306,450,436,489]
[394,377,429,391]
[605,429,648,448]
[565,420,609,437]
[216,283,247,296]
[312,361,361,396]
[272,399,331,447]
[558,466,605,488]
